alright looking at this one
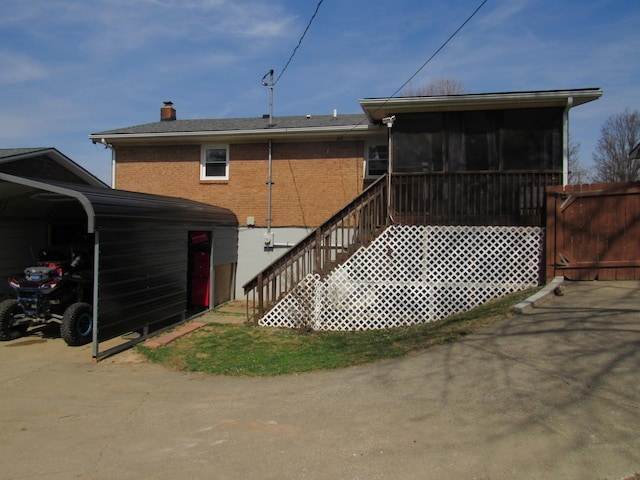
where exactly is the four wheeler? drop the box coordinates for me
[0,247,94,346]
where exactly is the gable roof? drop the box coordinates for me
[0,147,52,159]
[89,88,603,146]
[0,147,108,188]
[90,113,377,145]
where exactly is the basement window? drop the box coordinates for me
[200,144,229,180]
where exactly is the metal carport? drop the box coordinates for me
[0,172,238,359]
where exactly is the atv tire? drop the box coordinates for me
[61,302,93,346]
[0,299,28,340]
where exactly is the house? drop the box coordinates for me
[0,147,109,188]
[0,148,237,358]
[90,88,602,301]
[89,104,385,296]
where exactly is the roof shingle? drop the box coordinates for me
[93,113,369,136]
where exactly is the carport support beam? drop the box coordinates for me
[91,231,100,360]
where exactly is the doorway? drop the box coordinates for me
[187,231,212,312]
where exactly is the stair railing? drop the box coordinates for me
[244,175,388,322]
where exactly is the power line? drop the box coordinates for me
[346,0,489,131]
[390,0,488,98]
[274,0,324,86]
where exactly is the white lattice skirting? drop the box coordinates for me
[260,225,544,330]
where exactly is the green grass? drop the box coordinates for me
[137,288,538,376]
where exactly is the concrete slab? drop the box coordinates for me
[0,280,638,480]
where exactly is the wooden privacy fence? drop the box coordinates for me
[545,182,640,281]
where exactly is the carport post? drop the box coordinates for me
[91,230,100,359]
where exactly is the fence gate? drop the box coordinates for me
[545,182,640,281]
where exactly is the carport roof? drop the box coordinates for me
[0,172,238,233]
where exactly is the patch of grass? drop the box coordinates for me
[137,288,538,376]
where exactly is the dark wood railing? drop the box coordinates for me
[244,170,561,321]
[391,171,561,226]
[243,176,388,321]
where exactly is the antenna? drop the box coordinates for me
[261,69,275,126]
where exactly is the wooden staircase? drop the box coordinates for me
[243,170,558,322]
[243,175,389,322]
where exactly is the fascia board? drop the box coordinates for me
[0,148,108,188]
[359,89,603,121]
[45,149,109,188]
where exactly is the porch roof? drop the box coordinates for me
[359,88,603,122]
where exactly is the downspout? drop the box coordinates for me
[563,96,573,186]
[265,139,274,250]
[111,147,116,189]
[95,138,116,188]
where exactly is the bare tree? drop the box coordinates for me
[400,77,468,97]
[592,108,640,182]
[567,138,589,184]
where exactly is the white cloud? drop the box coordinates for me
[477,0,530,29]
[0,0,638,179]
[0,51,48,85]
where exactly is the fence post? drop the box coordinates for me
[544,188,558,283]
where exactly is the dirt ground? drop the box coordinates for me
[1,281,639,480]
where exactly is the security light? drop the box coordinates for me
[382,115,396,127]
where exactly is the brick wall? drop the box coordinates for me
[115,141,365,227]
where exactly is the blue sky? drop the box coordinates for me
[1,0,638,184]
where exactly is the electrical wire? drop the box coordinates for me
[349,0,489,128]
[274,0,324,86]
[389,0,488,99]
[269,0,324,230]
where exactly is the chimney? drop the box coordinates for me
[161,101,176,121]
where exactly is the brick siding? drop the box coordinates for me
[115,141,365,227]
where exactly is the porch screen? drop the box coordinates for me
[500,108,563,170]
[391,108,563,173]
[393,113,443,172]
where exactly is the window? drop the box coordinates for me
[201,144,229,180]
[365,143,388,177]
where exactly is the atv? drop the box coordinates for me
[0,247,94,346]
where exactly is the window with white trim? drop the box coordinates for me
[200,144,229,180]
[365,143,389,178]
